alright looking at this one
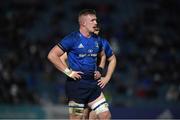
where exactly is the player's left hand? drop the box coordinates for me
[97,77,109,88]
[94,71,101,80]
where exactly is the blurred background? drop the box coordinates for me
[0,0,180,119]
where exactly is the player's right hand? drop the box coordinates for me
[69,71,84,80]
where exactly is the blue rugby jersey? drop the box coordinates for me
[58,31,103,81]
[102,39,113,58]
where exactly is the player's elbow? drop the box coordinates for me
[108,54,116,62]
[112,54,117,64]
[47,51,54,62]
[47,52,51,61]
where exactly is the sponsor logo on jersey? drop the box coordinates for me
[78,43,84,48]
[79,53,97,57]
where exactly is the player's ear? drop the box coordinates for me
[81,19,86,26]
[83,21,86,26]
[79,16,86,26]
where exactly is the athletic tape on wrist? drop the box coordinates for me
[64,68,72,76]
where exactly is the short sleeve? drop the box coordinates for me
[57,33,75,52]
[102,39,114,58]
[97,37,103,53]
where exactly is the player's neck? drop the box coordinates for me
[79,28,91,38]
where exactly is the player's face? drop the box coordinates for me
[84,14,97,33]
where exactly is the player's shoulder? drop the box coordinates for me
[100,37,112,49]
[98,36,109,44]
[102,38,109,44]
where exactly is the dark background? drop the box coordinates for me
[0,0,180,119]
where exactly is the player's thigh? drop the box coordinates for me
[88,92,105,106]
[68,100,85,119]
[88,92,110,115]
[83,107,97,119]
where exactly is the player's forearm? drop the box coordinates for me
[60,53,68,67]
[98,52,106,69]
[105,55,116,80]
[48,52,67,73]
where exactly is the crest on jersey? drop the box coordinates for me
[78,43,84,48]
[95,42,99,48]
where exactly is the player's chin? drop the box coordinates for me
[92,27,97,32]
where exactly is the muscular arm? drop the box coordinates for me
[98,54,116,88]
[94,50,106,80]
[48,45,67,72]
[97,50,106,69]
[60,52,68,68]
[48,45,83,80]
[105,54,116,80]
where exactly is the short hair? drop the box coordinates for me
[78,9,96,24]
[78,9,96,17]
